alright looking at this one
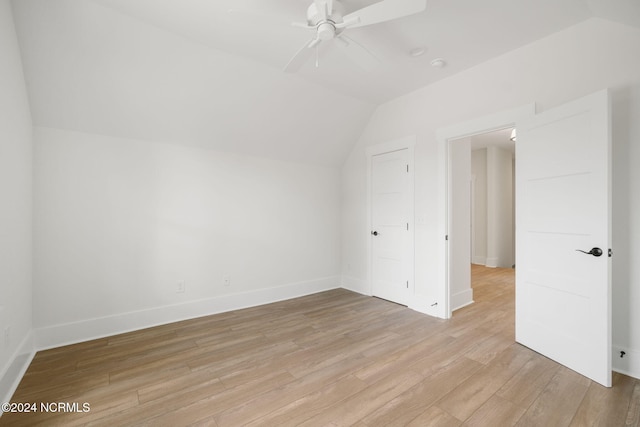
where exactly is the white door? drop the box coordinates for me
[371,149,411,305]
[516,90,611,386]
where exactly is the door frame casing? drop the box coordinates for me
[366,136,416,303]
[435,104,535,319]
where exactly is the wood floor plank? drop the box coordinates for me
[407,406,463,426]
[462,394,525,426]
[515,368,590,427]
[435,343,532,421]
[463,330,514,365]
[627,381,640,427]
[284,332,398,379]
[353,331,454,384]
[2,266,638,426]
[137,369,223,404]
[570,372,638,427]
[86,373,230,426]
[496,351,561,408]
[296,370,425,426]
[360,356,483,426]
[243,374,368,427]
[9,372,110,402]
[136,371,295,426]
[202,340,300,380]
[213,354,370,427]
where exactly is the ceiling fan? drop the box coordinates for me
[284,0,427,72]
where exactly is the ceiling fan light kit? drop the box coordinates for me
[283,0,427,72]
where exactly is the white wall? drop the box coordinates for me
[471,149,487,265]
[0,0,34,404]
[341,18,640,378]
[471,146,514,268]
[449,138,472,309]
[486,146,514,268]
[33,127,341,348]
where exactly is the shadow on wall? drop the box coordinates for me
[611,83,638,358]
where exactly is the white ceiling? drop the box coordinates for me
[11,0,377,166]
[89,0,640,104]
[10,0,640,166]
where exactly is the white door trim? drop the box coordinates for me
[366,136,416,301]
[435,105,535,319]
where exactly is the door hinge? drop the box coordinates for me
[445,235,449,241]
[406,164,409,173]
[406,280,409,288]
[609,248,612,257]
[406,223,409,231]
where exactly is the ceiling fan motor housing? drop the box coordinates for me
[307,1,345,39]
[317,22,336,40]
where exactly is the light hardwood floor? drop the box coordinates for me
[2,265,639,426]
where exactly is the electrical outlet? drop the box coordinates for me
[176,281,186,293]
[223,275,231,287]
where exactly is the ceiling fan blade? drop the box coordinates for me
[291,21,315,30]
[334,15,360,29]
[308,37,322,48]
[334,35,379,71]
[283,39,316,73]
[314,0,329,21]
[344,0,426,29]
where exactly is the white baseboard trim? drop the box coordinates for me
[451,289,474,312]
[35,276,340,351]
[485,257,499,268]
[341,275,370,296]
[0,330,35,407]
[472,256,486,265]
[613,345,640,380]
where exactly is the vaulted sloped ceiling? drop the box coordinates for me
[11,0,376,166]
[11,0,640,166]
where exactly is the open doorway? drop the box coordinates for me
[449,128,516,315]
[469,129,516,309]
[434,103,533,319]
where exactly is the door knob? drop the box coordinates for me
[576,247,603,257]
[371,231,378,236]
